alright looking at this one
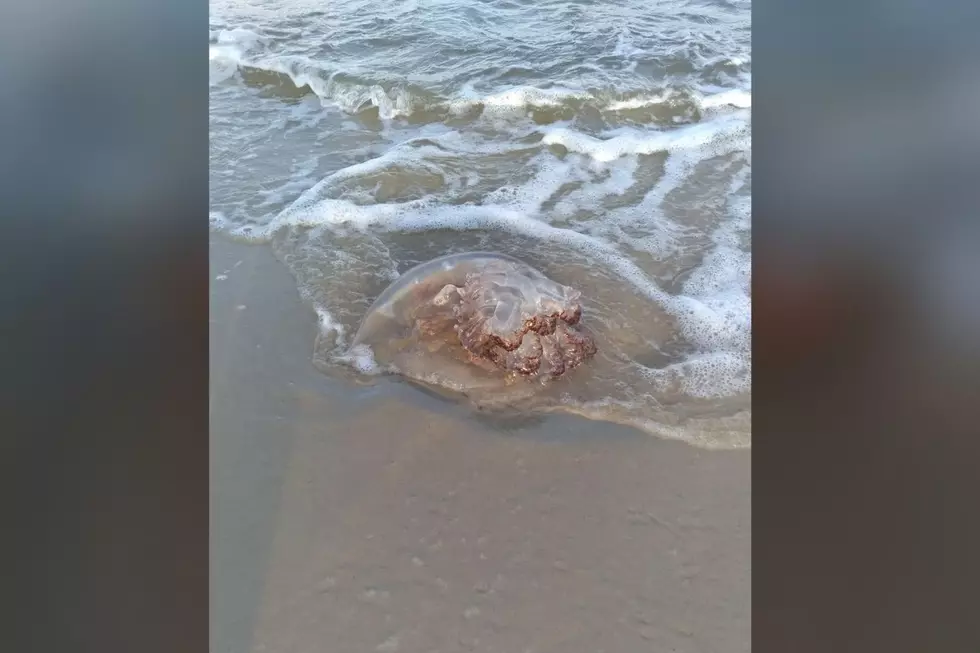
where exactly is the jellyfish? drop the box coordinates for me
[349,252,598,398]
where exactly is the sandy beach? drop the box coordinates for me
[210,236,749,653]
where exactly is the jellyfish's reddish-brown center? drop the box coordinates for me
[442,269,597,378]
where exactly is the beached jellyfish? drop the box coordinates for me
[349,252,598,398]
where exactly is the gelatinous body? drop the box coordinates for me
[350,252,597,394]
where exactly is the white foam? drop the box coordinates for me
[316,307,347,345]
[244,130,565,236]
[700,89,752,110]
[670,292,750,353]
[485,153,587,215]
[642,351,750,398]
[209,211,230,230]
[336,343,383,374]
[215,27,266,49]
[546,112,749,259]
[606,94,671,111]
[604,84,751,117]
[649,161,751,397]
[541,110,748,163]
[209,28,268,86]
[367,84,416,120]
[455,84,587,116]
[553,154,639,217]
[209,49,240,85]
[303,143,449,192]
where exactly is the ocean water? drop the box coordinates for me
[209,0,751,449]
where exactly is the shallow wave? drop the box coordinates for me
[209,25,751,125]
[210,42,432,119]
[541,111,748,162]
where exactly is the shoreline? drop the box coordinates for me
[210,235,750,653]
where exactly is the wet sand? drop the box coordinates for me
[210,236,750,653]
